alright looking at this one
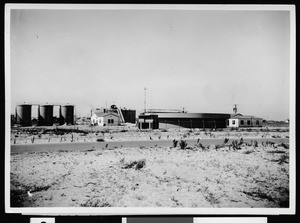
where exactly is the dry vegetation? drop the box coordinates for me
[10,129,290,208]
[10,125,289,144]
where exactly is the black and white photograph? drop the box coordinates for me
[5,4,295,215]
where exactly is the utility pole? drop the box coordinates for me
[144,87,147,113]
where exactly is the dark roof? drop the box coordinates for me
[145,112,231,119]
[93,111,119,118]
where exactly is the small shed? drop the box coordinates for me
[228,114,263,128]
[91,111,120,126]
[138,114,159,129]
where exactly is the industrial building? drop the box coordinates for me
[121,109,136,124]
[91,111,121,126]
[138,109,231,129]
[138,114,159,129]
[90,105,136,126]
[14,103,75,126]
[228,114,263,128]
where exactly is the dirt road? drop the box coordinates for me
[11,138,288,153]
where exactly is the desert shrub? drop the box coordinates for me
[80,198,111,207]
[265,141,275,146]
[96,138,105,142]
[243,189,275,203]
[135,159,146,170]
[179,140,188,150]
[120,129,128,132]
[122,159,146,170]
[215,144,220,150]
[172,139,178,148]
[279,143,289,149]
[223,138,229,144]
[243,150,254,154]
[278,155,289,165]
[272,135,280,138]
[231,140,241,150]
[253,140,258,147]
[267,150,286,154]
[31,185,51,193]
[196,143,205,150]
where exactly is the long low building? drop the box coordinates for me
[142,112,231,129]
[228,114,263,127]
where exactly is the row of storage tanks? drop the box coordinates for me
[15,104,74,126]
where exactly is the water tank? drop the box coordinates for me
[121,109,136,123]
[15,104,32,126]
[38,105,54,126]
[60,105,74,125]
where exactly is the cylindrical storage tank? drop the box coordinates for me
[60,105,74,125]
[15,104,32,126]
[38,105,54,126]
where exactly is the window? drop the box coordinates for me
[241,120,244,125]
[256,120,260,125]
[111,119,114,124]
[108,119,110,124]
[232,120,235,125]
[247,120,251,125]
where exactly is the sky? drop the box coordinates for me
[9,7,291,120]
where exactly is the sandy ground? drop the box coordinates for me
[10,125,289,145]
[10,135,289,208]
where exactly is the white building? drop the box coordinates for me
[228,114,263,128]
[90,111,120,126]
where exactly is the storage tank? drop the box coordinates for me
[15,104,32,126]
[38,104,54,126]
[121,109,136,123]
[60,105,74,125]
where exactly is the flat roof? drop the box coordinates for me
[145,112,231,119]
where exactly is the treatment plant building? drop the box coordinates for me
[139,111,231,129]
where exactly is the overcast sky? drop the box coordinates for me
[9,7,291,120]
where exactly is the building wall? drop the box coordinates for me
[91,114,98,125]
[103,114,120,126]
[158,118,228,129]
[228,118,263,128]
[228,119,239,128]
[91,113,120,126]
[239,118,262,127]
